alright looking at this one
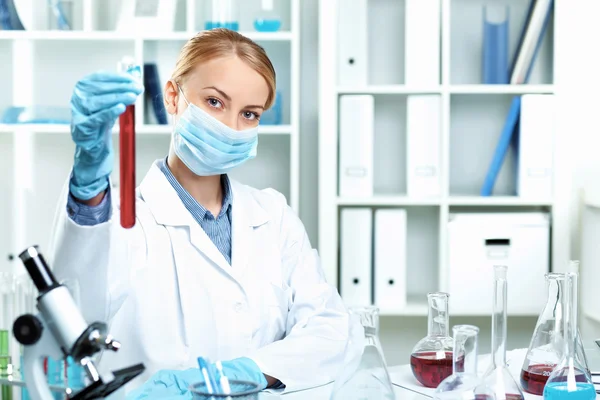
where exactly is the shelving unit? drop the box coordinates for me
[318,0,571,317]
[0,0,300,275]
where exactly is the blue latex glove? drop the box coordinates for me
[126,358,268,400]
[70,71,143,200]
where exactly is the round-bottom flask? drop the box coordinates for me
[410,292,454,388]
[434,325,496,400]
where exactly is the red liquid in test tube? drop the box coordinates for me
[119,103,135,228]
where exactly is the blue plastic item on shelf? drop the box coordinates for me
[260,91,282,125]
[1,106,70,124]
[205,21,239,31]
[482,5,509,84]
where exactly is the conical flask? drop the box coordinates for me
[410,292,454,388]
[330,306,395,400]
[543,271,595,399]
[520,266,589,395]
[434,325,496,400]
[482,266,524,400]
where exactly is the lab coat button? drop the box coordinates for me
[234,302,244,313]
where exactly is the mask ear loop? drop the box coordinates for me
[175,82,191,106]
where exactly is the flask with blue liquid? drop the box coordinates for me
[254,0,281,32]
[543,271,595,400]
[205,0,239,31]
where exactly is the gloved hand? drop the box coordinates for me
[70,71,144,200]
[126,358,268,400]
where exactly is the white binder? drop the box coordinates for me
[405,0,441,86]
[374,209,407,312]
[406,95,441,197]
[339,95,374,197]
[337,0,368,86]
[340,208,373,307]
[518,94,554,198]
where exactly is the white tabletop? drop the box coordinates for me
[259,382,429,399]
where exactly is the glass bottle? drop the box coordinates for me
[434,325,496,400]
[520,270,589,395]
[330,306,395,400]
[482,266,524,400]
[254,0,281,32]
[205,0,239,31]
[543,272,595,399]
[410,292,454,388]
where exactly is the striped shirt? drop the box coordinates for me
[67,158,233,265]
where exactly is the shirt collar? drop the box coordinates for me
[159,157,232,219]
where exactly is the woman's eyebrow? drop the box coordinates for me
[203,86,231,101]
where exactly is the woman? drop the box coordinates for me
[49,28,361,397]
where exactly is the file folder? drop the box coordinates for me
[407,95,441,197]
[337,0,368,86]
[339,95,374,197]
[405,0,441,86]
[518,94,554,198]
[374,209,407,312]
[340,208,373,307]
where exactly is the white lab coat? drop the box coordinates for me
[47,160,363,396]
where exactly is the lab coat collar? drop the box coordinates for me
[139,160,270,229]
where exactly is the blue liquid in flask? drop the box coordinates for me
[543,382,596,400]
[205,21,239,31]
[254,18,281,32]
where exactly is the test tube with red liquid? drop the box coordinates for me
[118,57,141,229]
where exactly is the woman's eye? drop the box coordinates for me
[242,111,260,121]
[207,98,223,109]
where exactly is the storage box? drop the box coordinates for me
[447,212,550,315]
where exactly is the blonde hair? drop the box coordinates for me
[171,28,276,109]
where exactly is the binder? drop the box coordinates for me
[374,209,407,312]
[518,94,554,198]
[340,208,373,307]
[483,5,509,84]
[405,0,440,86]
[339,95,374,197]
[480,96,521,196]
[337,0,368,86]
[407,95,441,197]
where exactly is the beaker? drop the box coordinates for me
[410,292,454,388]
[254,0,281,32]
[543,272,595,399]
[520,269,589,395]
[330,306,395,400]
[482,266,524,400]
[434,325,496,400]
[205,0,239,31]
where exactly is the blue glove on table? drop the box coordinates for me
[126,357,269,400]
[70,71,143,200]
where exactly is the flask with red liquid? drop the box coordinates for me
[519,264,590,396]
[410,292,454,388]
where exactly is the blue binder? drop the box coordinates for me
[480,96,521,196]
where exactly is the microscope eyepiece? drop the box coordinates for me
[19,246,59,294]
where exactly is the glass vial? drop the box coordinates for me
[254,0,281,32]
[482,266,524,399]
[520,269,589,395]
[410,292,454,388]
[330,306,396,400]
[543,272,595,399]
[434,325,495,400]
[205,0,239,31]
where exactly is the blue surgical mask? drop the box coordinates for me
[173,87,258,176]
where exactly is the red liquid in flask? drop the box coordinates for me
[119,104,135,228]
[410,351,456,388]
[520,364,555,395]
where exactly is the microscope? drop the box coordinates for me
[8,245,145,399]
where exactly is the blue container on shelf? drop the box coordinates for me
[205,0,239,31]
[260,91,282,125]
[254,0,281,32]
[482,5,509,84]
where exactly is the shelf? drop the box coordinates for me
[0,124,293,135]
[448,196,553,206]
[449,85,555,94]
[0,30,294,42]
[337,196,441,206]
[337,86,442,95]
